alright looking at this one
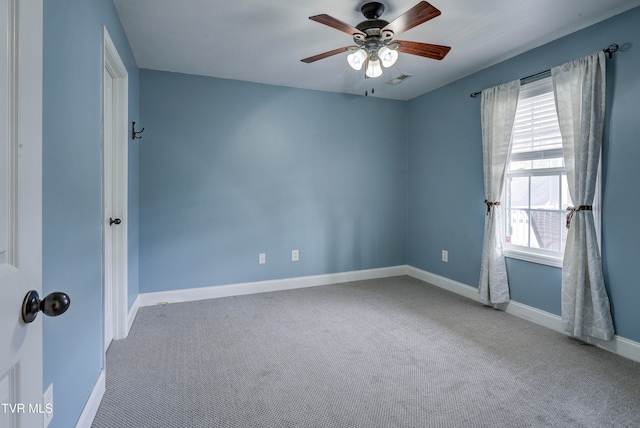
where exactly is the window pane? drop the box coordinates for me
[512,81,562,155]
[510,160,532,171]
[503,76,578,262]
[529,211,562,251]
[510,157,563,170]
[561,219,569,252]
[531,157,564,169]
[561,174,573,209]
[509,177,529,209]
[509,149,563,171]
[507,209,529,247]
[531,175,559,209]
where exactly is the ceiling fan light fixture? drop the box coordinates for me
[378,46,398,68]
[347,49,367,70]
[365,58,383,78]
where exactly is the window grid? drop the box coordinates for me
[505,169,570,256]
[503,77,568,265]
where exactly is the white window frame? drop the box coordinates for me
[502,76,601,268]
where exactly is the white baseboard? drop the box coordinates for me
[138,265,408,307]
[126,294,141,336]
[406,265,640,364]
[75,370,105,428]
[135,264,640,363]
[406,266,480,302]
[503,299,563,333]
[582,333,640,363]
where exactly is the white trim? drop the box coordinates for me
[582,334,640,363]
[406,265,640,363]
[102,26,129,342]
[406,266,480,301]
[102,27,127,80]
[138,266,407,307]
[504,248,563,268]
[127,294,141,335]
[74,370,105,428]
[503,299,563,332]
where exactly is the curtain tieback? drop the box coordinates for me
[484,199,500,215]
[565,205,592,229]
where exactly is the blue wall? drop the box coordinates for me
[407,7,640,342]
[39,3,640,426]
[139,71,408,292]
[42,1,139,427]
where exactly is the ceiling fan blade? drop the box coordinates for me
[309,14,365,37]
[381,1,441,36]
[301,46,355,63]
[396,40,451,60]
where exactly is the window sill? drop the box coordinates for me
[504,247,563,268]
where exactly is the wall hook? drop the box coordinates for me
[132,121,144,140]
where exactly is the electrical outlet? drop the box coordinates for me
[259,253,266,264]
[292,250,299,262]
[442,250,448,263]
[43,383,53,428]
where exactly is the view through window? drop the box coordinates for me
[504,76,571,265]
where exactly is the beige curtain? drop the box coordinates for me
[478,80,520,304]
[552,51,614,340]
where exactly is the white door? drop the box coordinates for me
[0,1,44,428]
[103,68,115,349]
[102,27,128,350]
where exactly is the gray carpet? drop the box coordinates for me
[92,276,640,427]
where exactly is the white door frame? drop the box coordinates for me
[102,26,128,348]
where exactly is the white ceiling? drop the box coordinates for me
[113,0,640,101]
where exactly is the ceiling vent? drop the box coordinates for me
[387,74,412,85]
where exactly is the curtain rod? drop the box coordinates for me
[469,44,619,98]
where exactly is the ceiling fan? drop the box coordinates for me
[301,1,451,79]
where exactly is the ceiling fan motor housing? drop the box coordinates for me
[356,2,392,47]
[356,19,390,34]
[361,2,385,20]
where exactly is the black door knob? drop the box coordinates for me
[110,217,121,226]
[22,290,71,323]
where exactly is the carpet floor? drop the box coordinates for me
[92,276,640,427]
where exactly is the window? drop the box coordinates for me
[503,76,599,268]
